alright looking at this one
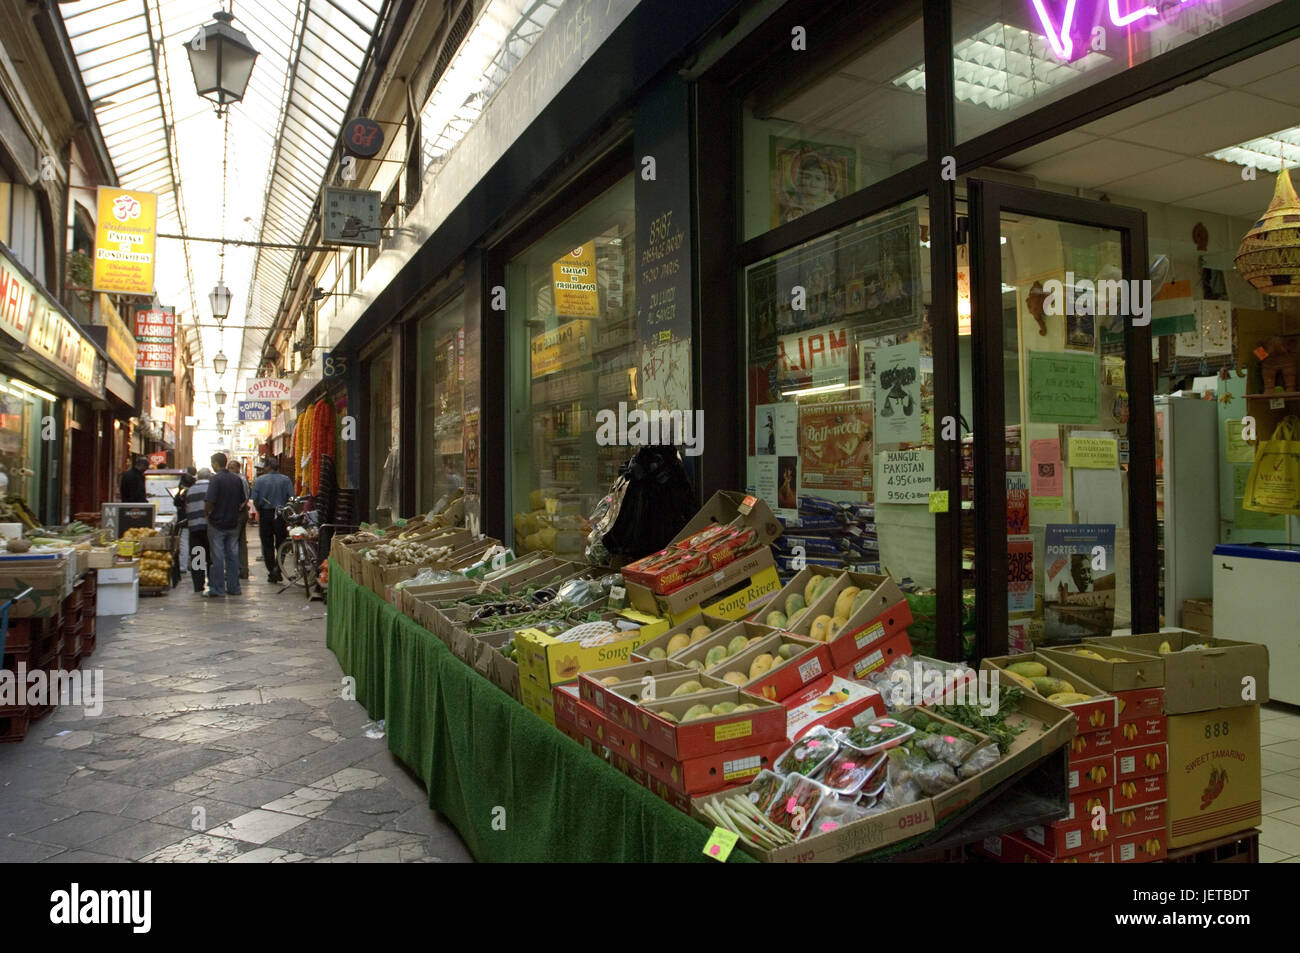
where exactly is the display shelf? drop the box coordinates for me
[1243,392,1300,401]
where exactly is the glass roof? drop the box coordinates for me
[58,0,386,422]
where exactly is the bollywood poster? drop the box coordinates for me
[798,401,873,498]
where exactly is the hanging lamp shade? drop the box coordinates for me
[213,350,228,375]
[1235,166,1300,295]
[214,387,227,405]
[186,12,259,115]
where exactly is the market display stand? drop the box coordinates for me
[327,560,1073,863]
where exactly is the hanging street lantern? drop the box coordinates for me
[209,281,232,321]
[215,408,226,427]
[215,387,227,405]
[213,350,228,375]
[186,12,259,116]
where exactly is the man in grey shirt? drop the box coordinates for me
[252,457,294,582]
[228,459,251,581]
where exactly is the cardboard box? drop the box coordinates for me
[1115,686,1165,724]
[1117,713,1166,745]
[1020,813,1111,858]
[1115,829,1167,862]
[784,675,886,741]
[1068,728,1117,762]
[982,652,1118,731]
[1038,644,1164,692]
[976,833,1113,863]
[908,694,1077,824]
[1181,598,1213,636]
[1115,774,1167,810]
[747,567,842,624]
[469,631,520,700]
[1166,705,1261,848]
[832,630,913,683]
[808,572,913,668]
[628,550,783,622]
[86,548,115,569]
[0,558,70,618]
[552,681,581,725]
[646,775,693,814]
[515,620,660,686]
[588,669,732,736]
[1085,631,1268,712]
[629,612,732,662]
[641,738,786,795]
[610,753,647,787]
[1067,753,1115,794]
[519,675,560,724]
[1113,801,1166,836]
[713,631,831,703]
[691,788,936,863]
[636,688,786,759]
[576,658,686,723]
[623,491,782,616]
[1063,788,1112,823]
[1115,741,1167,781]
[574,702,640,762]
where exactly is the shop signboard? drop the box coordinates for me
[134,309,175,376]
[238,400,271,422]
[247,377,292,400]
[551,242,599,318]
[92,187,157,295]
[530,319,591,378]
[0,246,101,394]
[98,294,136,381]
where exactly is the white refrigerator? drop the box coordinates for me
[1156,395,1220,627]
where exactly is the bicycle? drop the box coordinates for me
[276,497,320,599]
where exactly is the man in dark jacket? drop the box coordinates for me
[204,452,247,597]
[119,456,149,503]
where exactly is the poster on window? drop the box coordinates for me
[872,341,921,444]
[1044,523,1116,640]
[770,138,856,228]
[754,402,798,457]
[1007,534,1034,613]
[798,401,872,494]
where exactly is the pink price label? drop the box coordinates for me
[943,735,956,743]
[820,821,838,832]
[709,845,720,856]
[785,795,798,814]
[840,761,856,772]
[806,739,820,748]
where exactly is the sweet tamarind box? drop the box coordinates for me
[1166,705,1261,848]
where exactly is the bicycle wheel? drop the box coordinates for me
[300,540,318,597]
[278,540,302,583]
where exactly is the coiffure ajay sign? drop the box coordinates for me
[1032,0,1220,60]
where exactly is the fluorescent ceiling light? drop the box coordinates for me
[781,382,863,398]
[7,379,57,402]
[1207,127,1300,173]
[892,23,1108,110]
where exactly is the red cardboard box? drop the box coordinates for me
[976,832,1113,864]
[982,652,1119,732]
[707,631,830,702]
[748,567,842,624]
[600,669,731,734]
[553,682,581,724]
[1113,800,1166,836]
[1067,753,1115,794]
[1115,742,1167,781]
[831,630,913,683]
[784,675,886,741]
[577,658,685,717]
[1117,713,1166,745]
[1115,773,1167,809]
[1116,686,1165,723]
[1115,828,1167,863]
[641,738,785,795]
[1020,812,1112,858]
[636,688,786,759]
[610,753,647,787]
[824,590,913,668]
[1063,788,1112,824]
[646,775,692,814]
[629,613,732,662]
[1068,728,1117,763]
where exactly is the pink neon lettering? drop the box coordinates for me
[1032,0,1202,60]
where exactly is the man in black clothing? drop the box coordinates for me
[204,452,247,597]
[119,456,149,503]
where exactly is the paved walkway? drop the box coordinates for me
[0,536,473,863]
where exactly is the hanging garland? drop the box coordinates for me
[310,398,335,496]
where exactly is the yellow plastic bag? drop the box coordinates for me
[1244,415,1300,515]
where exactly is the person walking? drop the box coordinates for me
[173,472,196,588]
[119,455,149,503]
[204,452,247,597]
[228,459,252,581]
[183,469,211,593]
[251,456,293,582]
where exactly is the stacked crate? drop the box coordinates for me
[58,582,84,671]
[0,614,63,740]
[79,571,97,659]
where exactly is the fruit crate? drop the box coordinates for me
[3,616,60,652]
[1164,829,1259,864]
[0,706,30,743]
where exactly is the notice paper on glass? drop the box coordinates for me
[1224,419,1255,464]
[876,448,934,503]
[1028,351,1099,425]
[1029,437,1064,509]
[1008,534,1034,613]
[1073,465,1124,528]
[755,402,798,457]
[873,341,922,444]
[1068,433,1118,469]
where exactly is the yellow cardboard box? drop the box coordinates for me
[516,612,665,686]
[1166,705,1261,848]
[664,565,782,625]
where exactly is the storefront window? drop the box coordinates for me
[505,176,637,556]
[942,0,1284,144]
[367,346,394,515]
[742,7,926,240]
[744,197,938,637]
[0,374,50,519]
[417,293,466,511]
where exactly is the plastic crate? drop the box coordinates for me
[0,707,29,743]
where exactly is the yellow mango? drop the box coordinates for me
[809,614,834,642]
[1006,661,1047,678]
[833,587,861,620]
[666,633,691,655]
[721,671,748,686]
[1048,692,1093,704]
[748,653,775,680]
[727,635,749,656]
[682,704,712,722]
[689,625,712,645]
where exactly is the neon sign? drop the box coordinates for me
[1032,0,1207,60]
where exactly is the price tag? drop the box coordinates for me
[928,490,949,513]
[702,826,739,862]
[1270,397,1286,410]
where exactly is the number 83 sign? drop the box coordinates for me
[323,351,348,378]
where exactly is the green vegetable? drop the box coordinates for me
[930,687,1026,753]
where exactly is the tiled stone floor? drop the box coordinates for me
[0,540,473,863]
[1259,702,1300,863]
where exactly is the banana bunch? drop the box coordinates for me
[1119,781,1139,799]
[1091,826,1109,842]
[1144,751,1162,771]
[1086,763,1109,784]
[1087,709,1107,728]
[1141,836,1162,856]
[1121,722,1139,741]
